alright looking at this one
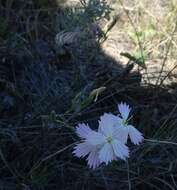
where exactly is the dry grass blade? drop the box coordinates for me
[156,22,177,86]
[29,142,76,175]
[144,139,177,146]
[55,31,81,46]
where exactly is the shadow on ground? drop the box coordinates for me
[0,1,177,190]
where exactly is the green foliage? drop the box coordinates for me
[80,0,111,22]
[71,89,94,113]
[128,25,156,43]
[56,0,111,30]
[120,52,147,69]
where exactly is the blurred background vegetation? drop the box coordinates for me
[0,0,177,189]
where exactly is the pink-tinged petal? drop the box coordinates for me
[111,139,129,160]
[76,123,92,139]
[99,143,114,164]
[73,142,93,158]
[113,126,128,144]
[128,125,144,145]
[86,131,106,146]
[118,102,131,120]
[99,113,117,136]
[87,150,101,169]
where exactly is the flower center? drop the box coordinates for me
[122,119,128,126]
[106,136,113,143]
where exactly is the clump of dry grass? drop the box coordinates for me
[101,0,177,85]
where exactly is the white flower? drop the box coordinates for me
[73,103,143,170]
[86,113,129,164]
[73,123,101,169]
[116,102,144,145]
